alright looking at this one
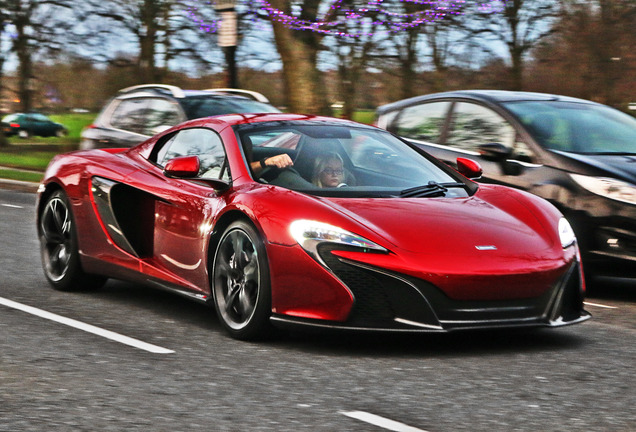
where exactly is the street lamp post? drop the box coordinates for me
[215,1,238,88]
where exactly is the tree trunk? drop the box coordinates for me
[14,17,34,112]
[509,47,524,91]
[138,0,160,82]
[269,0,330,115]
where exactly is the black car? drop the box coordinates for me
[80,84,281,150]
[376,90,636,284]
[1,113,68,138]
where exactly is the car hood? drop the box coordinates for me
[321,187,556,257]
[553,151,636,183]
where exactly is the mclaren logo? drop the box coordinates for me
[475,245,498,251]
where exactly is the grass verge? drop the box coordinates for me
[0,168,43,183]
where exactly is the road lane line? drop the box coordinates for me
[340,411,430,432]
[584,302,618,309]
[0,296,174,354]
[1,203,24,209]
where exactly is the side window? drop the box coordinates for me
[33,114,50,122]
[392,101,450,143]
[155,128,228,180]
[446,103,516,153]
[109,99,148,134]
[142,98,183,135]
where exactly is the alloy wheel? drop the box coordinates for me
[214,228,261,331]
[40,195,73,282]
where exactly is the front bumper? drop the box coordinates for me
[271,248,591,333]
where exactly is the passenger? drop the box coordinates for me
[312,152,346,188]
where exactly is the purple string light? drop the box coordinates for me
[185,0,505,38]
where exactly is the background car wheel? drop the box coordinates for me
[212,220,272,340]
[55,129,67,137]
[18,130,30,139]
[38,190,107,291]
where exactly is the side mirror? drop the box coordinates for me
[164,155,200,178]
[456,158,483,180]
[478,142,512,161]
[163,155,231,192]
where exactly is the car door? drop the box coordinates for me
[147,127,229,292]
[394,100,551,192]
[31,113,52,136]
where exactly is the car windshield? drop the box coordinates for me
[504,101,636,155]
[181,96,281,119]
[237,122,470,198]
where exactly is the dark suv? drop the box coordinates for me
[80,85,281,149]
[376,90,636,285]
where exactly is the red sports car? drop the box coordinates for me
[37,113,590,339]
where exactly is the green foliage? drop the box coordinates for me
[352,110,376,125]
[0,151,59,171]
[0,168,44,183]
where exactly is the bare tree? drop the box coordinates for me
[266,0,330,115]
[0,3,9,146]
[82,0,219,83]
[1,0,75,112]
[462,0,560,90]
[529,0,635,108]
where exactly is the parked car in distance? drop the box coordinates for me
[376,90,636,285]
[38,113,589,340]
[1,113,68,138]
[80,84,281,150]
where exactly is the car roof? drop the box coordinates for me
[196,113,371,128]
[377,90,598,114]
[116,85,271,103]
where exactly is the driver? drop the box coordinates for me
[312,152,346,188]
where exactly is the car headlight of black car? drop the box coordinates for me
[290,220,388,266]
[570,174,636,205]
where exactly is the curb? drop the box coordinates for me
[0,178,40,193]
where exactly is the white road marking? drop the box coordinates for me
[341,411,430,432]
[584,301,618,309]
[1,203,23,209]
[0,296,174,354]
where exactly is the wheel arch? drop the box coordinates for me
[36,181,65,226]
[207,209,262,271]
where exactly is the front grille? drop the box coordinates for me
[548,261,585,323]
[317,245,585,330]
[317,245,440,328]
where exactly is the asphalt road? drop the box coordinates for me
[1,188,634,432]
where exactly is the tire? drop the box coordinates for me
[55,128,67,137]
[18,129,30,139]
[38,190,107,291]
[212,220,272,340]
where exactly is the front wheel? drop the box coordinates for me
[212,220,272,340]
[38,190,106,291]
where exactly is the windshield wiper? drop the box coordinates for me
[399,181,465,198]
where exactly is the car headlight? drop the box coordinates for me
[558,217,576,249]
[570,174,636,205]
[290,220,387,265]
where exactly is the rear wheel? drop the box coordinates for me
[212,220,272,340]
[18,129,30,139]
[38,190,106,291]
